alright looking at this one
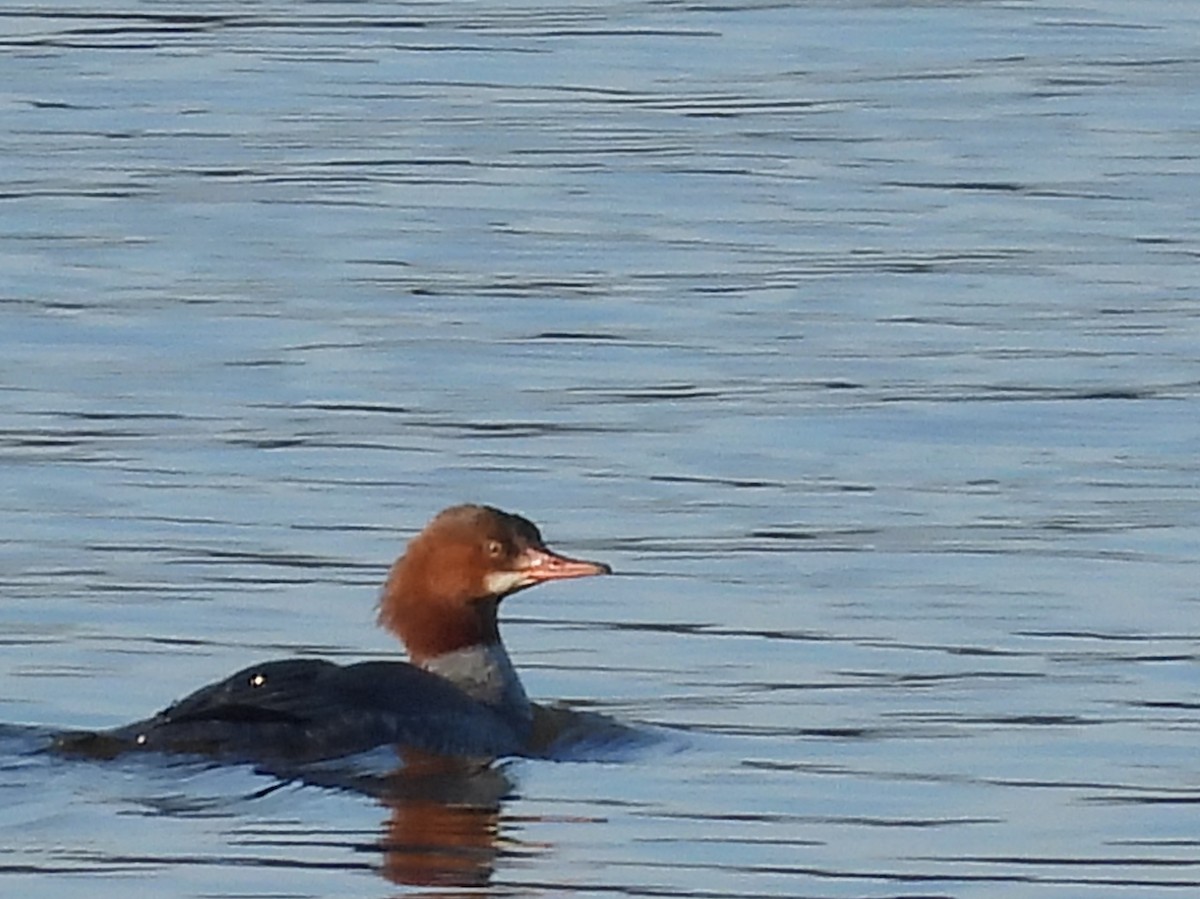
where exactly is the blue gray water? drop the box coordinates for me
[2,1,1199,896]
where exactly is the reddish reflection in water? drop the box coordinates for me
[374,753,512,889]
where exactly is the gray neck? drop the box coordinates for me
[421,642,532,727]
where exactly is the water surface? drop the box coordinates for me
[2,1,1199,896]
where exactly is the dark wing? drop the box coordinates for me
[78,659,525,763]
[148,658,340,726]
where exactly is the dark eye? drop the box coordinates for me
[486,540,504,558]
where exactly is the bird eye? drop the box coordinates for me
[486,540,504,558]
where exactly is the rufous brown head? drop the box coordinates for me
[378,505,611,661]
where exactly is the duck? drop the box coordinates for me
[55,505,612,764]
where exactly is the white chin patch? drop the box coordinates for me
[484,570,530,595]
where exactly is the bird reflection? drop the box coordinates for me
[253,748,519,890]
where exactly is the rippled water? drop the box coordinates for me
[3,1,1200,896]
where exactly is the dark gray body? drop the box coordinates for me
[58,658,529,763]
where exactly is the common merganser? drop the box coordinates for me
[56,505,611,763]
